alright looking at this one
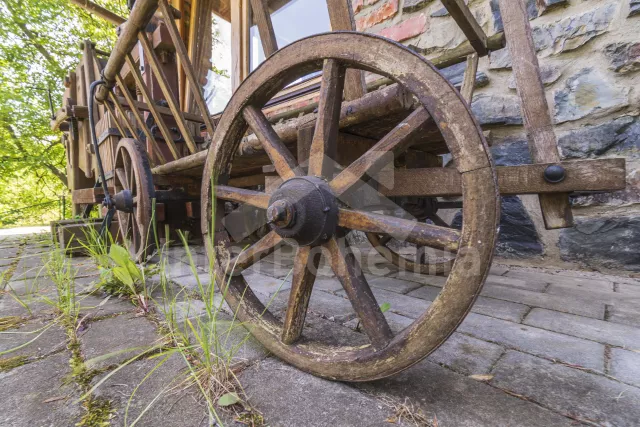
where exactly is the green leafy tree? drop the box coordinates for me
[0,0,127,226]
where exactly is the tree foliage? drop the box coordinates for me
[0,0,127,226]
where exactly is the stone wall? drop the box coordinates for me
[353,0,640,274]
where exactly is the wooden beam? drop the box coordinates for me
[327,0,366,101]
[72,187,114,204]
[440,0,488,56]
[250,0,278,56]
[498,0,572,229]
[378,159,626,197]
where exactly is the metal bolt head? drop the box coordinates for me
[543,165,566,184]
[266,200,295,228]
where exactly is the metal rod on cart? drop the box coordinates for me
[95,0,158,103]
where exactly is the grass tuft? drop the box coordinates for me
[0,355,29,373]
[0,316,26,332]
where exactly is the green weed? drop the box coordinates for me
[0,355,28,372]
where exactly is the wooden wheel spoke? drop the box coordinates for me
[330,107,432,196]
[215,186,270,209]
[115,167,128,189]
[243,105,301,180]
[338,208,460,252]
[325,237,393,349]
[231,230,283,272]
[308,59,346,178]
[281,246,320,344]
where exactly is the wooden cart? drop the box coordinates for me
[53,0,626,381]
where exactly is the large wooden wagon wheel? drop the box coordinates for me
[202,32,499,381]
[113,138,156,261]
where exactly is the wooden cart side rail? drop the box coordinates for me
[96,0,158,102]
[72,187,115,204]
[377,159,626,198]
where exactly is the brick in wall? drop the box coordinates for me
[355,0,398,31]
[378,14,427,42]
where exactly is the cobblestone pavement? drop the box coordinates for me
[1,233,639,426]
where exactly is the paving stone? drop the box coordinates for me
[407,285,529,322]
[608,304,640,328]
[617,282,640,296]
[485,274,547,292]
[242,270,292,297]
[0,247,20,259]
[358,358,573,427]
[458,313,605,371]
[481,284,605,319]
[490,265,510,276]
[6,277,55,296]
[77,293,135,317]
[248,261,294,279]
[491,350,640,426]
[0,320,67,358]
[170,271,215,293]
[609,348,640,387]
[0,292,54,318]
[239,358,396,427]
[506,270,612,291]
[524,308,640,349]
[338,287,430,320]
[312,277,343,293]
[92,354,215,427]
[545,284,639,306]
[273,289,356,323]
[81,315,160,370]
[0,352,83,427]
[366,275,422,294]
[389,270,447,287]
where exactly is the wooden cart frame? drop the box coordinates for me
[53,0,626,381]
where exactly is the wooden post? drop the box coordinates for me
[326,0,366,101]
[497,0,573,229]
[249,0,278,56]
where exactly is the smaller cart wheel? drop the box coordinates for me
[113,138,156,261]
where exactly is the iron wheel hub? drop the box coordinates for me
[268,176,339,247]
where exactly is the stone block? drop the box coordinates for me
[471,94,522,126]
[366,275,422,294]
[524,308,640,348]
[407,285,529,322]
[81,315,160,370]
[338,286,430,319]
[242,270,292,298]
[559,216,640,272]
[506,270,612,291]
[629,0,640,17]
[92,355,215,427]
[458,313,605,370]
[610,348,640,386]
[605,41,640,73]
[439,60,489,90]
[0,352,83,427]
[432,0,468,17]
[481,282,606,319]
[554,68,629,124]
[558,116,637,159]
[490,0,539,33]
[0,321,67,359]
[508,64,562,89]
[608,304,640,328]
[239,358,396,426]
[428,332,505,376]
[402,0,432,13]
[485,275,547,292]
[452,196,543,259]
[358,358,573,426]
[491,350,640,426]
